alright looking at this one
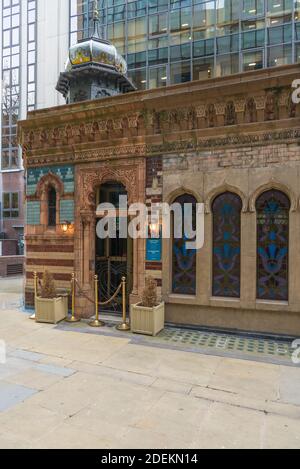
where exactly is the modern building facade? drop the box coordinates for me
[70,0,300,90]
[0,0,68,275]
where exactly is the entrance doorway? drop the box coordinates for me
[95,182,133,313]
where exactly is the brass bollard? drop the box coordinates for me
[66,273,81,323]
[116,277,130,331]
[89,275,105,328]
[30,272,38,320]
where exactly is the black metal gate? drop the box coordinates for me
[96,259,127,313]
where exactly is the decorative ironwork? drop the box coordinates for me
[256,190,290,301]
[212,192,242,298]
[172,194,197,295]
[96,259,129,313]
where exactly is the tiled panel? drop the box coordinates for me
[26,201,41,225]
[27,165,74,196]
[60,200,75,222]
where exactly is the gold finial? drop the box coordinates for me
[92,0,100,38]
[93,0,99,21]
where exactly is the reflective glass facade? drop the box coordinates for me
[2,0,21,170]
[27,0,37,112]
[70,0,300,90]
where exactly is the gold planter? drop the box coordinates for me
[130,302,165,337]
[35,295,68,324]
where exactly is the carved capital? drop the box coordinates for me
[128,114,139,128]
[98,120,107,131]
[215,102,226,115]
[279,90,290,106]
[80,210,93,227]
[195,105,206,118]
[234,98,246,113]
[113,119,123,131]
[254,95,266,110]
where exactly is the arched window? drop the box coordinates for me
[256,190,290,301]
[212,192,242,298]
[48,186,57,227]
[172,194,197,295]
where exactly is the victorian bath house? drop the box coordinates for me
[18,12,300,336]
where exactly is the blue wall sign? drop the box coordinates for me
[146,238,162,262]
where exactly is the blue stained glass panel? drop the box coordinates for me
[212,192,242,298]
[256,190,290,301]
[172,194,197,295]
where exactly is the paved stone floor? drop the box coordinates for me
[0,279,300,449]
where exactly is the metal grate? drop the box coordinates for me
[6,264,23,276]
[151,328,294,361]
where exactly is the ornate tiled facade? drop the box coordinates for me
[18,64,300,335]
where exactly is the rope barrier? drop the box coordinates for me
[32,271,130,332]
[73,274,130,330]
[74,277,123,307]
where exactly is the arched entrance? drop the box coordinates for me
[95,182,133,313]
[75,159,146,319]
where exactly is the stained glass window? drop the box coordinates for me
[212,192,242,298]
[172,194,197,295]
[256,190,290,301]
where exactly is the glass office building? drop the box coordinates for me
[70,0,300,90]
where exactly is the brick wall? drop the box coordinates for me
[145,157,163,294]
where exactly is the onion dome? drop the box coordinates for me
[68,17,127,75]
[56,1,135,103]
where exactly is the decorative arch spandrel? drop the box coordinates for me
[79,165,141,211]
[249,180,297,213]
[36,172,64,198]
[205,184,248,214]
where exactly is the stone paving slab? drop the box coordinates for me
[57,317,297,367]
[0,381,37,412]
[34,363,75,377]
[10,349,46,362]
[1,305,300,448]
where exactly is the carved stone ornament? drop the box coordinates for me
[113,119,123,131]
[254,95,266,110]
[234,98,246,113]
[195,105,206,118]
[225,101,237,126]
[215,102,226,115]
[98,120,107,131]
[265,92,278,121]
[128,114,139,128]
[244,97,257,123]
[206,104,216,128]
[79,164,141,211]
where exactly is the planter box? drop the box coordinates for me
[130,302,165,337]
[35,295,68,324]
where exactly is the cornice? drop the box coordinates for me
[25,126,300,167]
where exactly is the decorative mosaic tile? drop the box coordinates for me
[27,165,74,196]
[26,201,41,225]
[60,200,75,223]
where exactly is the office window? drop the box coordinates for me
[3,192,19,219]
